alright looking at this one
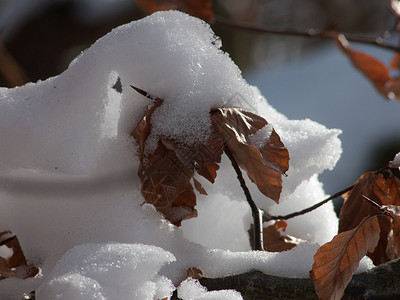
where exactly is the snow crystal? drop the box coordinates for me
[0,10,347,299]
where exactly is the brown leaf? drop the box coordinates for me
[135,0,214,23]
[211,107,289,203]
[339,170,400,265]
[310,215,381,300]
[132,87,288,225]
[390,53,400,71]
[186,267,203,279]
[0,231,39,280]
[263,222,305,252]
[336,35,391,96]
[274,219,288,231]
[336,35,400,101]
[193,178,207,195]
[136,137,197,226]
[132,89,223,226]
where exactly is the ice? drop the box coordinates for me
[0,10,346,299]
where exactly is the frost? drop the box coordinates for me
[0,11,344,299]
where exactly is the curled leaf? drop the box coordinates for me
[310,215,381,300]
[0,230,39,280]
[132,87,289,225]
[336,34,400,101]
[262,222,305,252]
[339,170,400,265]
[211,107,289,203]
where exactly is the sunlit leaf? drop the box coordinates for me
[211,107,289,203]
[339,170,400,265]
[310,215,381,300]
[0,231,39,280]
[263,222,305,252]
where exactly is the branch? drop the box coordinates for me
[186,258,400,300]
[214,16,400,53]
[265,184,354,222]
[224,147,264,251]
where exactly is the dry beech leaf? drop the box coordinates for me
[310,215,381,300]
[132,87,288,225]
[0,230,39,280]
[339,170,400,265]
[186,267,203,279]
[263,222,305,252]
[336,35,390,95]
[274,219,288,231]
[336,34,400,101]
[135,0,214,23]
[211,107,289,203]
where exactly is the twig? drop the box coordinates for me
[224,146,264,251]
[214,15,400,53]
[266,184,354,221]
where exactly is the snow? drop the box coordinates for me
[36,243,176,300]
[177,278,243,300]
[0,10,360,299]
[392,152,400,168]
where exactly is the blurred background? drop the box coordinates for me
[1,0,399,212]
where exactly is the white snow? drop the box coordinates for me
[392,152,400,168]
[177,278,243,300]
[0,10,349,299]
[36,243,176,300]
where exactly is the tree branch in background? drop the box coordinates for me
[214,15,400,53]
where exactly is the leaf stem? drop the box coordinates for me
[224,146,264,251]
[214,16,400,53]
[266,184,354,221]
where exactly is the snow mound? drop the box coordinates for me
[36,243,175,300]
[0,10,344,299]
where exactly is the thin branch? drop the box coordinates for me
[265,184,354,222]
[224,146,264,251]
[214,15,400,53]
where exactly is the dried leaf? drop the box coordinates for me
[211,107,289,203]
[186,267,203,279]
[132,90,222,226]
[274,219,288,231]
[310,215,381,300]
[390,53,400,70]
[132,88,289,225]
[136,137,197,226]
[135,0,214,23]
[336,35,391,97]
[0,230,39,280]
[193,178,207,195]
[263,222,305,252]
[339,170,400,265]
